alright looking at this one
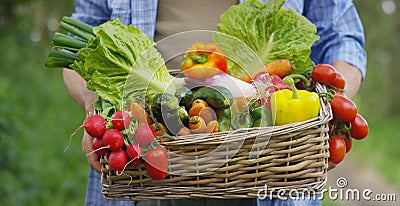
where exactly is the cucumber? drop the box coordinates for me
[174,87,193,109]
[192,86,233,110]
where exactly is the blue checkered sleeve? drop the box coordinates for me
[304,0,367,79]
[71,0,110,27]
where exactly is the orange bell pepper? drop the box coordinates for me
[181,42,228,81]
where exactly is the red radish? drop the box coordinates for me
[102,129,125,151]
[65,114,107,152]
[92,137,110,155]
[134,124,156,146]
[84,115,106,138]
[108,150,128,172]
[126,143,142,167]
[111,110,131,131]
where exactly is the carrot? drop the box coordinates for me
[130,102,152,124]
[189,102,206,117]
[265,59,292,78]
[239,74,252,83]
[189,116,206,133]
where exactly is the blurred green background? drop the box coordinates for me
[0,0,399,205]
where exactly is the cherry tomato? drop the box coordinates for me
[331,72,346,90]
[350,114,369,140]
[328,136,346,164]
[144,146,168,180]
[312,64,337,85]
[341,132,352,153]
[330,95,357,121]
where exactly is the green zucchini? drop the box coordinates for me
[192,86,233,110]
[174,87,193,109]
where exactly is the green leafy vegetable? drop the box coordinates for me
[76,19,175,108]
[213,0,319,77]
[45,17,176,109]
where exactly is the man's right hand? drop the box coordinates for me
[82,131,102,173]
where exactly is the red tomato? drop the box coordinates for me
[144,146,168,180]
[350,114,369,140]
[331,72,346,90]
[330,95,357,121]
[328,136,346,164]
[312,64,337,85]
[341,132,352,153]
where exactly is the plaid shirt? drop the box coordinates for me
[73,0,366,205]
[85,168,321,206]
[72,0,367,77]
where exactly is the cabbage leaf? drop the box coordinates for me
[214,0,319,77]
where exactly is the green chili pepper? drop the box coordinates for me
[231,112,253,130]
[250,106,272,127]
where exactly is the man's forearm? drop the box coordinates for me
[332,60,362,99]
[63,69,98,113]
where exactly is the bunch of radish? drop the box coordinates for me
[80,109,168,180]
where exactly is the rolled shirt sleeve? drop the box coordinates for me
[304,0,367,79]
[71,0,110,27]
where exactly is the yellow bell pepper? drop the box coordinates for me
[271,76,320,126]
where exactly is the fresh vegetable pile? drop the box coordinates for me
[45,0,368,180]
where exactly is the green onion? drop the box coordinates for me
[59,22,95,41]
[61,16,94,35]
[52,32,87,49]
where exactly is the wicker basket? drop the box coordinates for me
[100,83,332,200]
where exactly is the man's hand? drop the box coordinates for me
[332,60,362,99]
[63,69,101,172]
[82,131,102,173]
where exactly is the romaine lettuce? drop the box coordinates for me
[72,19,175,109]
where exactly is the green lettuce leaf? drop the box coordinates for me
[214,0,319,77]
[72,19,175,108]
